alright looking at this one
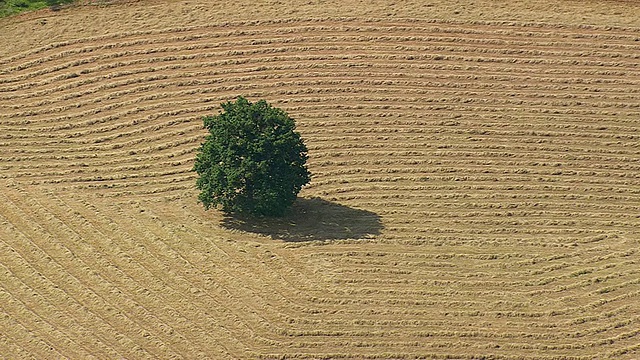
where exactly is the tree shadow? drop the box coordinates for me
[221,197,383,242]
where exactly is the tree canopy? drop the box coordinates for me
[193,96,311,217]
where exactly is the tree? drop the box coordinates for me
[193,96,311,217]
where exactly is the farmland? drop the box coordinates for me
[1,0,639,359]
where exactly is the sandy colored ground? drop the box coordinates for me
[1,0,639,359]
[2,0,640,57]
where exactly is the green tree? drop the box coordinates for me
[194,96,311,217]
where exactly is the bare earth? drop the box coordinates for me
[1,0,639,359]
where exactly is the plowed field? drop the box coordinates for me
[1,0,639,359]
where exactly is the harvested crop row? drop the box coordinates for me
[1,6,639,360]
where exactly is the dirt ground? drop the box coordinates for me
[2,0,640,57]
[1,0,639,358]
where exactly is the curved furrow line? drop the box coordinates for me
[0,191,152,359]
[1,163,194,186]
[0,261,107,359]
[301,120,640,137]
[0,118,202,154]
[293,288,639,320]
[311,165,637,184]
[39,193,251,357]
[302,241,623,264]
[6,188,210,358]
[279,295,631,324]
[3,18,636,72]
[269,324,629,353]
[108,201,382,352]
[308,168,640,188]
[322,242,634,265]
[0,293,69,359]
[329,260,640,299]
[171,196,338,293]
[276,317,639,343]
[303,318,586,339]
[0,19,385,68]
[30,193,225,356]
[7,71,639,117]
[298,254,637,302]
[0,20,626,70]
[137,198,355,326]
[1,18,376,66]
[2,122,202,156]
[6,64,637,116]
[0,152,197,186]
[327,262,638,291]
[315,189,639,211]
[307,162,640,181]
[0,327,39,360]
[0,268,95,359]
[2,36,638,99]
[2,34,635,90]
[114,212,281,346]
[6,60,639,106]
[307,166,640,184]
[301,122,640,138]
[1,12,640,358]
[32,171,196,192]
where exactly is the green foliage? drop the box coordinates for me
[0,0,73,17]
[194,96,311,217]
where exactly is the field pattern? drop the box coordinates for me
[1,2,640,359]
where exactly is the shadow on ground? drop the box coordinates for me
[222,197,383,242]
